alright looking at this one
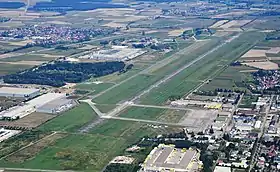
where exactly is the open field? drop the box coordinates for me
[210,20,229,28]
[75,83,114,93]
[4,132,67,163]
[0,120,179,171]
[140,32,264,105]
[0,63,33,76]
[0,54,56,62]
[168,28,190,37]
[118,106,187,123]
[242,61,279,70]
[239,95,258,108]
[0,112,55,129]
[95,104,117,113]
[93,40,220,105]
[38,103,97,132]
[200,66,255,92]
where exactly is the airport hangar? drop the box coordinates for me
[0,87,40,99]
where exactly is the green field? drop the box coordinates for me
[93,39,220,105]
[75,83,114,93]
[239,95,258,108]
[1,120,170,171]
[0,63,33,76]
[39,103,97,132]
[140,32,264,105]
[119,106,187,123]
[0,54,52,62]
[200,66,255,92]
[95,104,117,113]
[93,74,160,104]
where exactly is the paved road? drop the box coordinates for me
[248,95,274,172]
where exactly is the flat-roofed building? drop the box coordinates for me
[37,98,76,114]
[214,166,231,172]
[142,144,202,172]
[0,93,66,120]
[0,87,40,99]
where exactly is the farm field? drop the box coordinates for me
[0,54,55,62]
[38,103,97,132]
[200,66,255,92]
[140,32,264,105]
[0,63,33,76]
[118,106,187,123]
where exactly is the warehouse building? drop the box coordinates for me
[0,87,40,99]
[142,144,202,172]
[37,98,76,114]
[80,46,147,61]
[0,93,67,120]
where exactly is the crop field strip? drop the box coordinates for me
[92,39,221,105]
[139,31,265,105]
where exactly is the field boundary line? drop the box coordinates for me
[0,131,58,160]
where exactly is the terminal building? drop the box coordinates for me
[0,87,40,99]
[142,144,202,172]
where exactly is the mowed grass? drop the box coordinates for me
[95,104,116,113]
[92,40,220,105]
[140,32,264,105]
[0,63,33,76]
[93,74,160,104]
[0,54,51,62]
[119,106,186,123]
[75,83,114,95]
[38,103,97,132]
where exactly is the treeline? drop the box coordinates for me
[3,61,127,87]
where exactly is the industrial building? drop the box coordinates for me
[0,128,21,142]
[0,87,40,99]
[37,98,76,114]
[142,144,202,172]
[80,46,147,61]
[0,93,72,120]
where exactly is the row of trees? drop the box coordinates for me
[4,61,127,87]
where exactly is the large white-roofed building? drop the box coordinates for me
[37,98,76,114]
[0,93,66,120]
[0,87,40,99]
[142,144,202,172]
